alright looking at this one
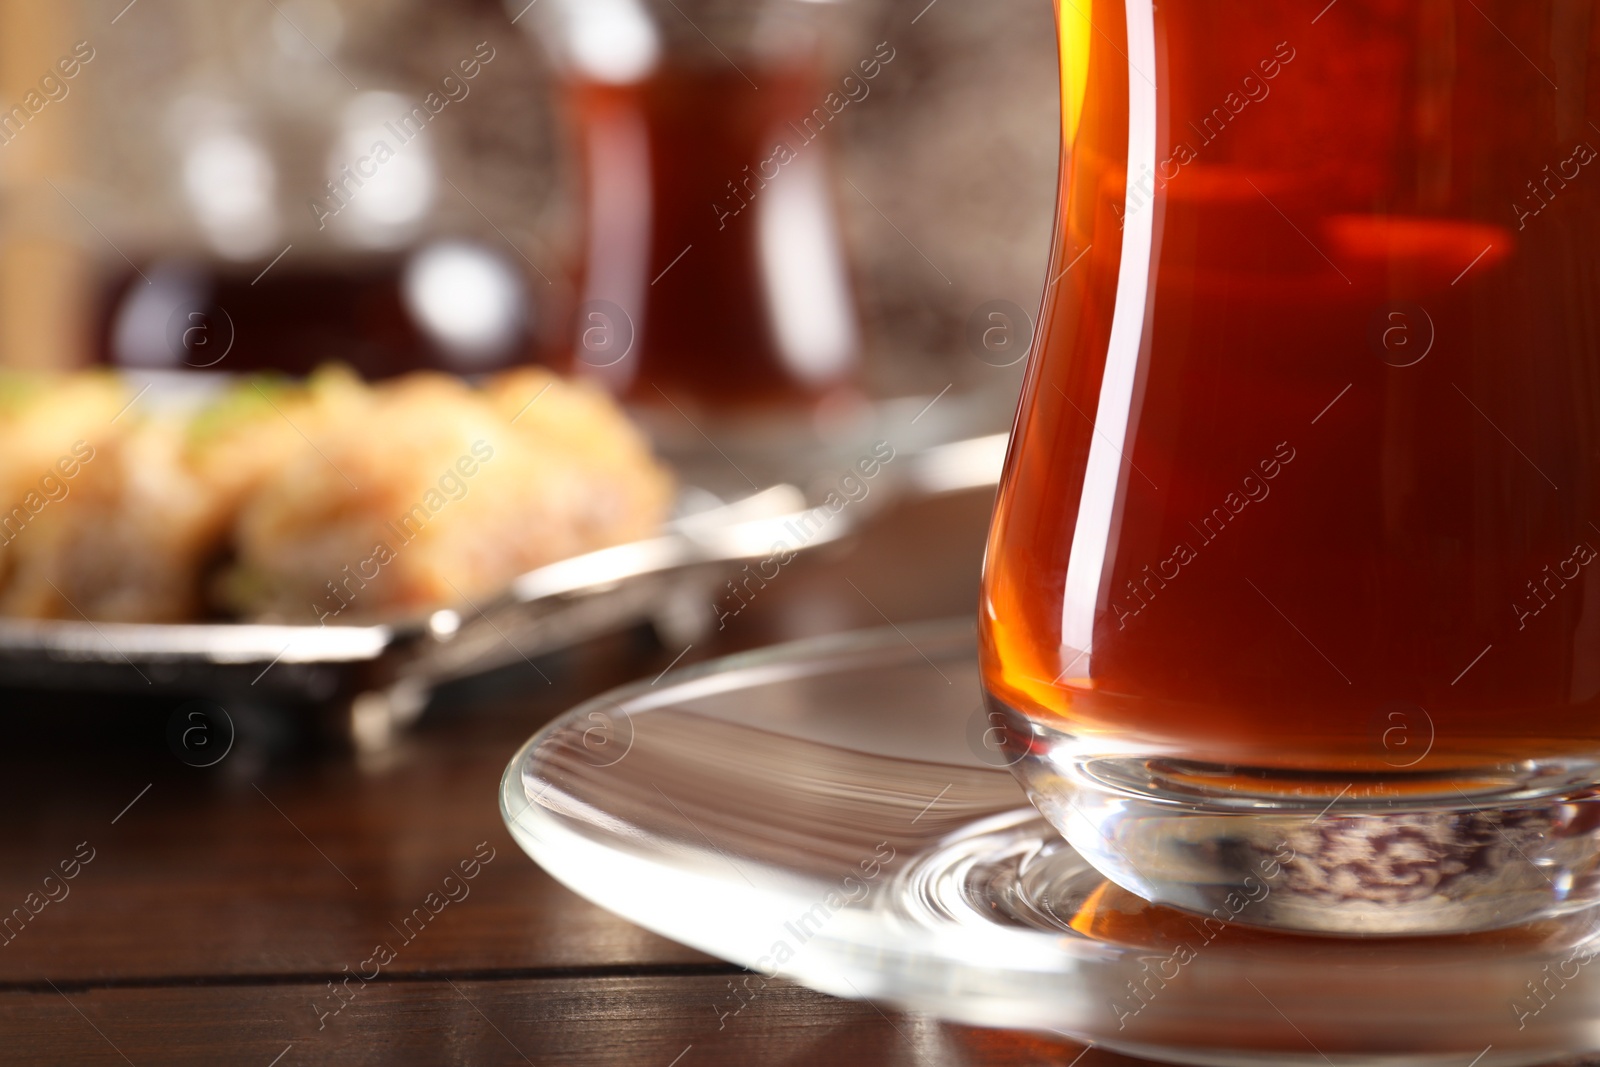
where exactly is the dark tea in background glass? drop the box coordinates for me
[982,0,1600,935]
[529,0,869,412]
[96,248,538,379]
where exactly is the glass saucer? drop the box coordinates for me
[501,620,1600,1067]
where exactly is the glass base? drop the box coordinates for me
[1000,704,1600,936]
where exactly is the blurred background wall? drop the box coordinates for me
[0,0,1058,400]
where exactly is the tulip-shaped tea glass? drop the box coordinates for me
[520,0,875,411]
[981,0,1600,936]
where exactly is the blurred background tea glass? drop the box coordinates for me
[982,0,1600,936]
[519,0,876,427]
[76,0,559,380]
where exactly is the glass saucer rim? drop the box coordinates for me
[497,621,1113,978]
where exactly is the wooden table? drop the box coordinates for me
[0,486,1138,1066]
[8,484,1599,1066]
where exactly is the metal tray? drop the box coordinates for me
[0,432,1006,748]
